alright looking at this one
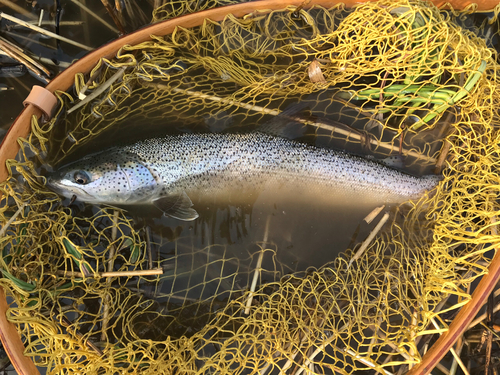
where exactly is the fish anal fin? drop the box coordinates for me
[153,191,199,221]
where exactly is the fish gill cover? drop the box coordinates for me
[0,0,499,373]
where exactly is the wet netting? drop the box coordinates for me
[1,0,500,373]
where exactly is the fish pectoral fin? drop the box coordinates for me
[153,192,199,221]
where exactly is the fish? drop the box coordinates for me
[47,132,441,221]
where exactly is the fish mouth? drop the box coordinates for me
[46,177,91,201]
[46,177,62,194]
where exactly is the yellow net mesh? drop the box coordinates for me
[1,0,500,373]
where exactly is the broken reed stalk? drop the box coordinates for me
[365,322,413,362]
[78,63,104,99]
[368,316,383,363]
[79,0,91,46]
[408,307,417,369]
[468,218,500,329]
[294,340,394,375]
[0,204,25,237]
[3,30,57,50]
[69,0,119,34]
[434,128,456,174]
[364,205,385,224]
[0,39,49,83]
[485,244,496,375]
[0,36,51,75]
[0,11,93,51]
[12,20,85,27]
[56,268,163,278]
[430,318,469,375]
[114,0,126,28]
[101,210,120,342]
[68,66,126,113]
[244,215,271,314]
[449,282,471,375]
[435,363,451,375]
[449,335,464,375]
[99,0,125,34]
[0,0,37,19]
[146,226,153,270]
[37,9,43,27]
[289,320,351,375]
[59,314,103,355]
[374,354,395,375]
[349,212,390,267]
[160,85,436,163]
[279,336,306,374]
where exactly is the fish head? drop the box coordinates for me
[47,151,158,205]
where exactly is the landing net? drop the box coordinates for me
[1,0,500,373]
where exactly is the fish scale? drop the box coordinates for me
[48,132,441,220]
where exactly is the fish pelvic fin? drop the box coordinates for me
[153,191,199,221]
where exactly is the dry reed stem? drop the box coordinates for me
[79,0,91,47]
[0,36,51,76]
[259,363,272,375]
[485,291,495,375]
[363,205,385,224]
[128,288,198,303]
[56,268,163,278]
[0,40,48,83]
[468,303,500,329]
[342,348,393,375]
[0,204,25,237]
[78,63,104,99]
[367,316,383,356]
[99,0,125,34]
[365,322,412,361]
[374,353,395,375]
[153,0,162,12]
[101,210,120,342]
[449,335,464,375]
[37,9,43,26]
[68,66,126,114]
[0,11,93,51]
[0,0,37,19]
[148,84,437,163]
[348,212,390,267]
[69,0,119,34]
[59,315,103,355]
[292,320,352,375]
[450,281,470,375]
[146,226,153,269]
[15,20,84,27]
[279,342,304,374]
[244,215,271,314]
[435,362,451,375]
[3,30,57,50]
[434,129,456,174]
[408,307,418,369]
[430,318,469,375]
[468,217,500,329]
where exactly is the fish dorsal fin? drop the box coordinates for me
[153,191,199,221]
[259,102,309,139]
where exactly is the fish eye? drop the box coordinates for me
[74,171,90,185]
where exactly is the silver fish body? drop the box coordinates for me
[47,133,441,220]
